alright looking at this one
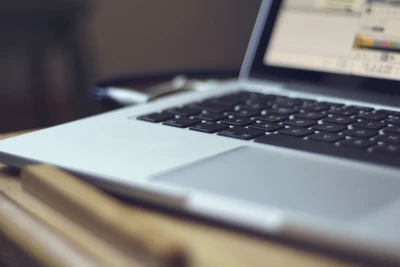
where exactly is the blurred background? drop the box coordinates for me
[92,0,260,78]
[0,0,261,133]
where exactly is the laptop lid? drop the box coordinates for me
[241,0,400,96]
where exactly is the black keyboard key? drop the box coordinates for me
[137,112,174,123]
[322,102,344,108]
[216,94,243,105]
[261,94,281,101]
[274,97,302,107]
[195,112,227,121]
[343,128,379,138]
[322,116,356,125]
[339,138,377,149]
[217,127,264,140]
[241,98,261,105]
[189,122,228,133]
[244,98,271,105]
[254,114,288,123]
[273,96,289,101]
[347,105,374,112]
[282,119,317,128]
[295,112,326,120]
[376,109,400,116]
[189,102,233,113]
[227,109,260,118]
[267,107,298,116]
[239,92,274,102]
[301,102,330,112]
[312,123,347,133]
[273,101,301,109]
[308,132,344,143]
[274,103,300,109]
[203,98,237,107]
[163,117,201,128]
[384,125,400,134]
[248,122,284,132]
[328,107,359,116]
[278,127,314,137]
[254,134,400,169]
[372,144,400,155]
[358,112,387,121]
[385,116,400,125]
[220,117,254,126]
[237,102,272,111]
[375,133,400,144]
[352,120,386,130]
[295,99,317,104]
[166,107,201,116]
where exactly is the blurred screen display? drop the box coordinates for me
[265,0,400,81]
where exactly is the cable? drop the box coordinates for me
[91,68,239,109]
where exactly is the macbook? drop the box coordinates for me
[1,0,400,264]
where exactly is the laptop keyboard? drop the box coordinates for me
[136,91,400,168]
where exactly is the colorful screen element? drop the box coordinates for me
[265,0,400,81]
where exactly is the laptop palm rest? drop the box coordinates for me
[153,146,400,220]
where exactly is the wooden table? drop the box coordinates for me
[0,130,366,267]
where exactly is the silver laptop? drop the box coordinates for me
[1,0,400,263]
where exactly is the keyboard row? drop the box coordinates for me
[136,91,400,168]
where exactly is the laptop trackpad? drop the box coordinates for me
[153,146,400,220]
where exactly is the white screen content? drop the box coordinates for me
[265,0,400,81]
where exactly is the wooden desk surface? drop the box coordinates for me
[0,131,364,267]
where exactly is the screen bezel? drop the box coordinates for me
[246,0,400,96]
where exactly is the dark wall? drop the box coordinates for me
[0,1,261,133]
[89,0,261,78]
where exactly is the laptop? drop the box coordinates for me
[1,0,400,263]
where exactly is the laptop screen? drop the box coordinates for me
[261,0,400,82]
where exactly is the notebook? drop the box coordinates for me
[1,0,400,264]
